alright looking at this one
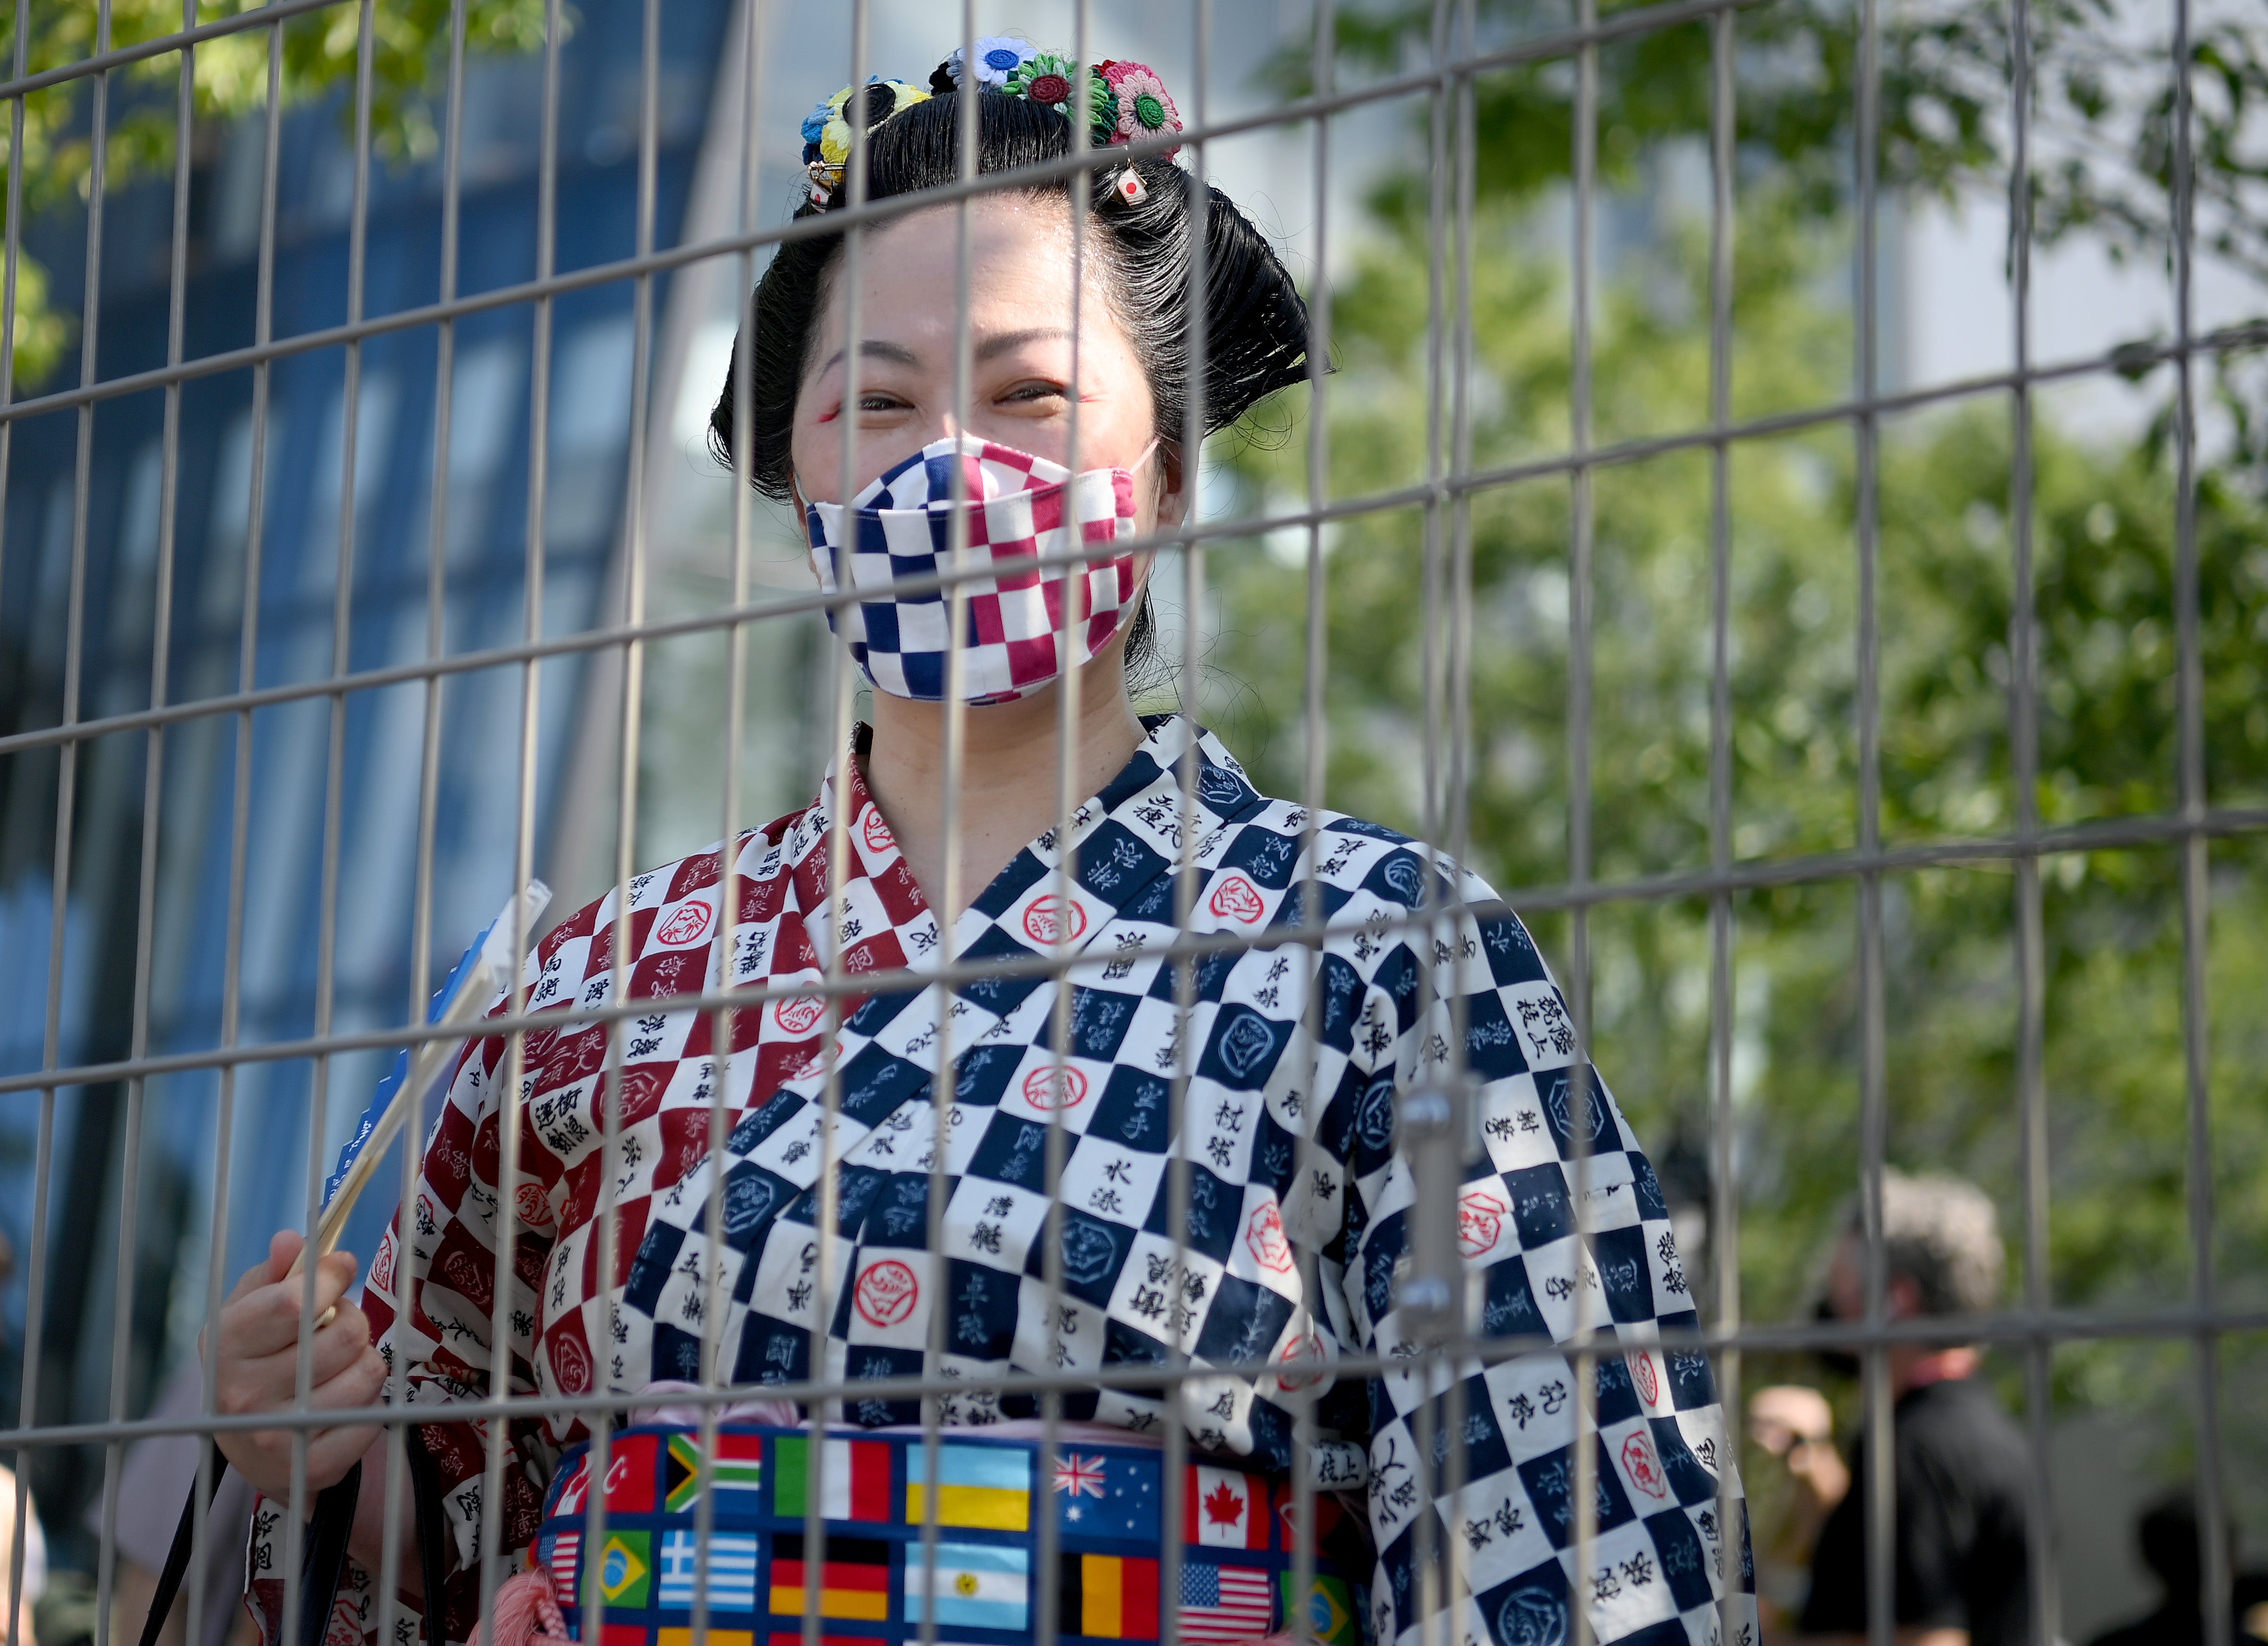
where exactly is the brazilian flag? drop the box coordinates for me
[1280,1573,1356,1646]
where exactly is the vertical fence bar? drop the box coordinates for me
[1566,1,1600,1637]
[1035,7,1097,1643]
[0,0,21,608]
[381,0,474,1632]
[2166,0,2228,1639]
[57,5,115,1632]
[1442,4,1482,1642]
[203,13,288,1646]
[808,6,875,1643]
[1289,3,1337,1642]
[2002,0,2057,1638]
[1163,12,1217,1646]
[97,0,203,1632]
[292,18,381,1629]
[1851,0,1893,1639]
[694,3,767,1640]
[1,0,37,1623]
[1704,2,1743,1632]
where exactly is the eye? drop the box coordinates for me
[999,380,1067,406]
[856,391,910,413]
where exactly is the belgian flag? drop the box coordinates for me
[1056,1553,1160,1639]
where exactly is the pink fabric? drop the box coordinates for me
[464,1573,571,1646]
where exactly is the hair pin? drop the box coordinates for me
[1111,166,1148,206]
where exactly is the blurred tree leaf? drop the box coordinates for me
[1209,169,2268,1493]
[4,0,551,384]
[1273,0,2268,287]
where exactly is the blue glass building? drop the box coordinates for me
[0,0,733,1552]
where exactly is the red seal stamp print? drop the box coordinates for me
[1245,1201,1295,1273]
[551,1328,592,1394]
[1274,1333,1329,1393]
[1629,1350,1660,1407]
[1456,1189,1509,1259]
[1620,1431,1669,1499]
[654,900,712,947]
[1021,1064,1088,1111]
[369,1234,395,1295]
[440,1246,487,1301]
[1208,873,1265,924]
[516,1183,556,1230]
[855,1259,920,1328]
[775,996,825,1036]
[862,805,894,856]
[1022,894,1088,946]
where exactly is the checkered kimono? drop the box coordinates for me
[245,716,1750,1646]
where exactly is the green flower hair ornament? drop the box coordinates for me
[1003,54,1183,160]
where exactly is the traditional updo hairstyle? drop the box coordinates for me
[708,86,1314,671]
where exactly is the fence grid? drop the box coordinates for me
[0,2,2256,1646]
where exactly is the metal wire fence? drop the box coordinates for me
[0,2,2261,1646]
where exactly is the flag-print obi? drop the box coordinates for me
[532,1425,1370,1645]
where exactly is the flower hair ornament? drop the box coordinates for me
[800,43,1186,209]
[934,38,1184,158]
[800,76,930,206]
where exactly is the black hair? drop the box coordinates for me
[708,90,1313,676]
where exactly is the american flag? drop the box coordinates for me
[1177,1563,1275,1642]
[1053,1454,1108,1498]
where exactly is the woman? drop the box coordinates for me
[214,43,1748,1646]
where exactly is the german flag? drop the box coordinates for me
[1057,1553,1160,1639]
[768,1535,892,1623]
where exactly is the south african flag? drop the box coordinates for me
[662,1431,764,1513]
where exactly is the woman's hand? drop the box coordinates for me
[207,1230,388,1501]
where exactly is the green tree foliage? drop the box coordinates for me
[1213,7,2268,1503]
[4,0,548,382]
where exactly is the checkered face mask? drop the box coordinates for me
[804,433,1146,703]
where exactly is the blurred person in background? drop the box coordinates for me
[2085,1491,2268,1646]
[87,1361,258,1646]
[1749,1171,2031,1646]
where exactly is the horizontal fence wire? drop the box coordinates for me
[0,1296,2261,1455]
[1,0,2259,1641]
[4,313,2264,762]
[2,785,2263,1097]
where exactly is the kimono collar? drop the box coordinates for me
[797,713,1262,979]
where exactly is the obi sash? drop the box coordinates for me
[531,1425,1371,1646]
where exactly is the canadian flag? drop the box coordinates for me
[1185,1467,1269,1549]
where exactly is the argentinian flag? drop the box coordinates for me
[904,1542,1029,1630]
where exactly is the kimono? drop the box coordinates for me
[246,715,1750,1646]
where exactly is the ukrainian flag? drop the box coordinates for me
[906,1443,1032,1531]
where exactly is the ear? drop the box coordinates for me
[1152,441,1187,529]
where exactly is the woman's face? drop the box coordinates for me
[789,193,1181,537]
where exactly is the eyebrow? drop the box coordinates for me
[974,326,1072,362]
[814,338,923,376]
[814,326,1074,381]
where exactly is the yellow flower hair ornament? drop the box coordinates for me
[801,77,930,205]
